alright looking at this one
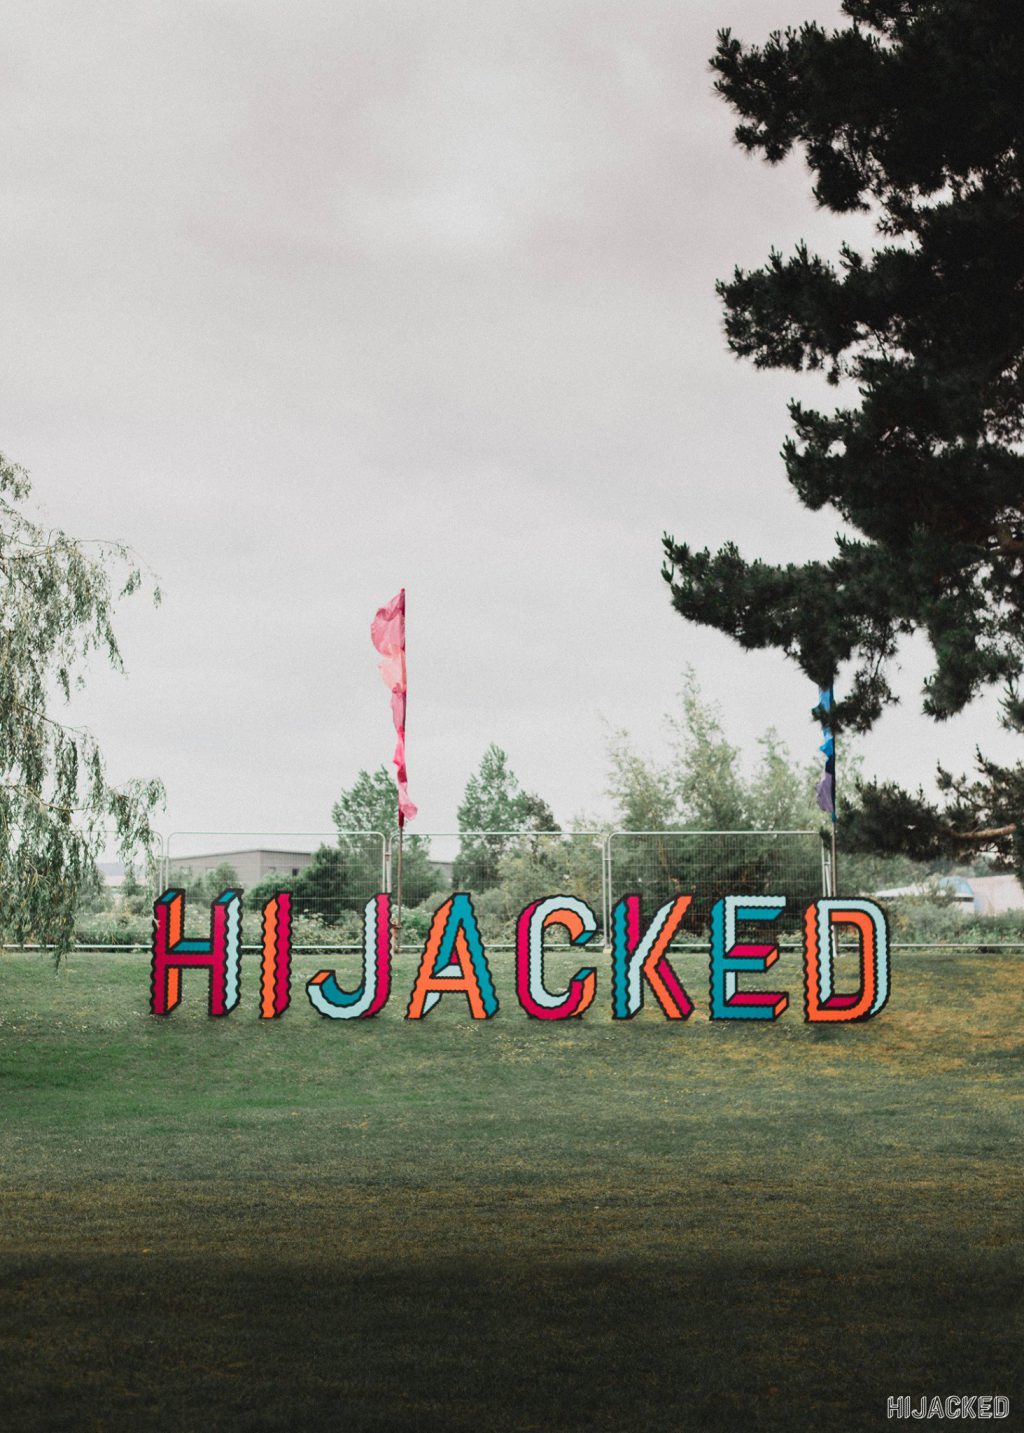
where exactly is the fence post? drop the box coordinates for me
[602,835,612,948]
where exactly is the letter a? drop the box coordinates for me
[406,894,497,1019]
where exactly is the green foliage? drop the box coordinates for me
[605,676,963,914]
[331,765,438,906]
[0,453,163,957]
[882,900,1024,949]
[661,3,1024,871]
[73,862,110,917]
[607,673,822,834]
[393,901,439,946]
[292,845,356,925]
[454,744,559,889]
[603,731,676,832]
[167,862,241,906]
[243,869,298,910]
[117,865,151,918]
[70,912,154,947]
[330,765,400,833]
[607,675,825,925]
[246,842,403,926]
[453,824,605,945]
[845,757,1024,877]
[837,848,941,898]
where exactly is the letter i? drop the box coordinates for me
[260,892,293,1018]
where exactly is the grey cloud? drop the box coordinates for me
[3,0,1014,843]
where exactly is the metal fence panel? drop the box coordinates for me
[68,827,166,950]
[608,830,826,940]
[405,830,609,947]
[163,831,387,949]
[63,825,1024,954]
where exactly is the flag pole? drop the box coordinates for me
[395,588,406,960]
[830,728,839,970]
[370,584,415,957]
[815,683,838,895]
[831,687,838,896]
[394,811,405,958]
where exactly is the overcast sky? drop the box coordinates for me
[1,0,1015,852]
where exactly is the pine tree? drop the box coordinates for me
[661,2,1024,875]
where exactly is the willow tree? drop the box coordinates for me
[0,453,163,956]
[662,2,1024,876]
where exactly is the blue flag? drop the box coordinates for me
[815,686,836,819]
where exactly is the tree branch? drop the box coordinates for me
[0,782,81,816]
[949,823,1017,842]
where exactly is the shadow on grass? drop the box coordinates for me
[2,1251,1019,1432]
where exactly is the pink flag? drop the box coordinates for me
[371,588,417,826]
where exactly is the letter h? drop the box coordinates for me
[151,889,242,1017]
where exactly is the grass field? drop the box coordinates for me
[1,945,1021,1432]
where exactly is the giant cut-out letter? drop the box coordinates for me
[151,888,242,1017]
[260,891,293,1018]
[610,895,694,1019]
[709,895,788,1021]
[406,894,498,1019]
[515,895,598,1020]
[803,898,889,1022]
[307,893,392,1019]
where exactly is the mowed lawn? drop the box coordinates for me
[1,945,1021,1432]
